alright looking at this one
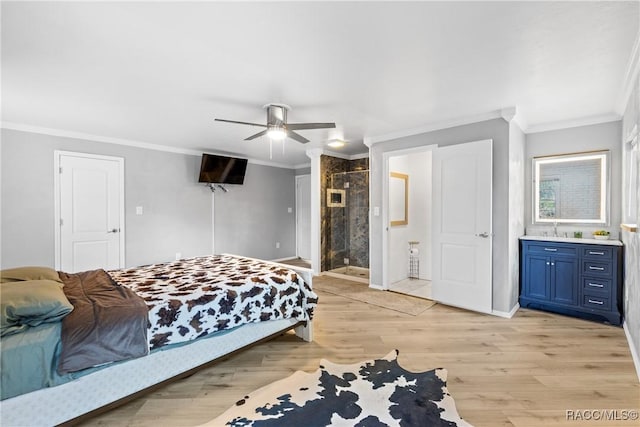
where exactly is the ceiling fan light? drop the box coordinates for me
[267,127,287,140]
[327,139,346,148]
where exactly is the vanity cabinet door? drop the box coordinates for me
[524,254,550,300]
[550,256,579,306]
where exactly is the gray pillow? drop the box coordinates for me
[0,266,62,283]
[1,280,74,336]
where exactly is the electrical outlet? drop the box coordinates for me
[175,252,182,260]
[275,242,280,249]
[136,206,143,215]
[287,207,292,213]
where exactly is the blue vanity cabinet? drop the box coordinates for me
[520,238,622,326]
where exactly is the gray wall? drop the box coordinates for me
[1,128,296,269]
[524,121,622,236]
[369,118,517,313]
[213,163,296,260]
[295,166,311,175]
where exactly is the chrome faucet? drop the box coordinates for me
[553,221,558,237]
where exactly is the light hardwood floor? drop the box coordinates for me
[79,277,639,426]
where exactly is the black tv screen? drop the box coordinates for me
[198,154,248,184]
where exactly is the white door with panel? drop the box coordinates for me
[432,139,492,314]
[57,152,124,273]
[296,174,311,260]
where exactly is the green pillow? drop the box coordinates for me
[0,266,62,283]
[0,280,74,336]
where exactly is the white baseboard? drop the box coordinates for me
[322,271,369,284]
[270,256,299,262]
[623,321,640,383]
[491,303,520,319]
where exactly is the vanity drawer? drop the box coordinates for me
[582,294,611,311]
[582,277,611,294]
[582,260,612,276]
[525,243,577,256]
[582,247,613,259]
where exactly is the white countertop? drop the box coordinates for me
[520,235,623,246]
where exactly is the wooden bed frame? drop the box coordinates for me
[0,258,314,427]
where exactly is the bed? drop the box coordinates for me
[0,254,316,426]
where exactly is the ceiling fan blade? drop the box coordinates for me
[245,130,268,141]
[215,118,267,127]
[287,131,310,144]
[286,122,336,130]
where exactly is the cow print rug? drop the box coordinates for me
[203,350,473,427]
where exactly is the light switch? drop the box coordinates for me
[287,207,293,213]
[136,206,143,215]
[373,206,380,216]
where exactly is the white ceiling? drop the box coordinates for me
[2,1,638,167]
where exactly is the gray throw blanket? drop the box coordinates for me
[58,269,148,374]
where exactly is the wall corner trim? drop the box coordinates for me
[623,320,640,383]
[491,303,520,319]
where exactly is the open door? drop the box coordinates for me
[432,139,492,313]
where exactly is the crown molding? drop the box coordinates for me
[525,113,621,134]
[305,148,369,161]
[348,151,370,160]
[364,108,508,146]
[615,29,640,115]
[293,162,312,169]
[500,106,517,123]
[0,122,297,169]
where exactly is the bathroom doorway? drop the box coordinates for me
[382,140,493,313]
[385,149,433,299]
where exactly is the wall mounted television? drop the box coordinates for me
[198,153,248,185]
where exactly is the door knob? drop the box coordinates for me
[107,228,120,233]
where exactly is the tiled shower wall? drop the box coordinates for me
[320,156,369,272]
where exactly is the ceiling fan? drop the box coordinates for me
[215,103,335,144]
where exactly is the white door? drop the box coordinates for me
[296,174,311,260]
[56,152,124,272]
[432,139,492,313]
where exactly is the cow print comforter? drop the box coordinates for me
[109,255,317,350]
